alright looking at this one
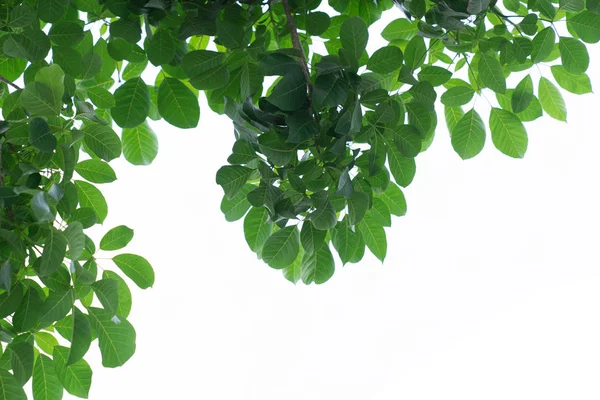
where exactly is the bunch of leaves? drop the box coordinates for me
[0,0,597,397]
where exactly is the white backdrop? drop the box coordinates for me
[55,13,600,400]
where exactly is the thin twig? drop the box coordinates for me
[0,75,21,91]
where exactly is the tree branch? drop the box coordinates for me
[0,75,21,91]
[280,0,313,98]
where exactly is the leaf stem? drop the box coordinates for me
[0,74,21,91]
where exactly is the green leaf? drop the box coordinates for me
[440,86,474,106]
[262,226,300,269]
[75,180,108,223]
[531,27,556,63]
[102,271,132,318]
[489,108,528,158]
[220,184,252,222]
[467,0,492,14]
[3,29,51,62]
[550,65,592,94]
[181,50,225,78]
[0,284,24,319]
[64,221,85,260]
[394,125,422,158]
[111,77,150,128]
[404,36,426,70]
[88,307,136,368]
[68,308,92,365]
[82,123,122,162]
[112,254,154,289]
[559,0,584,12]
[451,109,486,160]
[348,191,369,225]
[287,110,320,143]
[358,216,387,262]
[340,17,369,62]
[100,226,134,251]
[539,77,567,122]
[377,182,407,217]
[282,249,303,284]
[332,217,360,264]
[39,288,75,327]
[157,78,200,129]
[387,144,416,187]
[29,117,56,153]
[216,20,245,49]
[9,342,34,385]
[34,332,59,355]
[87,87,115,109]
[313,74,349,110]
[8,4,36,28]
[12,286,43,332]
[367,46,403,74]
[266,69,307,112]
[310,192,338,231]
[32,355,63,400]
[381,19,418,41]
[301,244,335,284]
[568,11,600,43]
[53,346,92,398]
[559,37,589,74]
[145,28,175,66]
[0,370,27,400]
[122,122,158,166]
[40,229,68,277]
[305,12,331,35]
[49,21,84,47]
[92,279,119,316]
[75,160,117,184]
[243,207,272,253]
[418,66,452,86]
[216,166,253,200]
[512,75,534,114]
[300,221,327,254]
[478,53,506,93]
[188,64,230,90]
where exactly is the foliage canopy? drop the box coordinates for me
[0,0,598,397]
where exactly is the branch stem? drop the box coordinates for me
[0,75,21,91]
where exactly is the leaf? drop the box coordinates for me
[559,0,584,12]
[305,11,331,35]
[381,18,418,41]
[145,28,175,66]
[243,207,272,253]
[181,50,225,77]
[88,307,136,368]
[53,346,92,398]
[100,226,134,251]
[49,21,84,47]
[467,0,492,14]
[418,66,452,86]
[0,370,27,400]
[220,184,252,222]
[394,125,422,158]
[82,123,122,162]
[215,166,253,200]
[188,64,230,90]
[3,29,50,62]
[75,180,108,223]
[0,284,23,319]
[39,288,75,327]
[103,271,132,318]
[387,144,417,187]
[286,110,320,144]
[332,217,360,264]
[367,46,403,74]
[478,53,506,93]
[539,77,567,122]
[348,191,370,225]
[313,74,349,110]
[9,342,34,386]
[29,117,56,152]
[489,108,528,158]
[32,355,63,400]
[404,36,426,69]
[35,332,59,355]
[550,65,592,94]
[568,11,600,43]
[531,27,556,63]
[67,308,92,365]
[12,287,43,332]
[282,249,303,284]
[122,122,159,166]
[266,69,307,112]
[300,221,327,254]
[40,229,68,277]
[440,86,474,106]
[512,75,534,114]
[358,216,387,262]
[559,37,589,74]
[87,87,115,109]
[92,279,119,316]
[377,182,407,217]
[112,254,155,289]
[75,160,117,184]
[451,109,486,160]
[301,244,335,284]
[63,221,85,260]
[310,193,338,231]
[157,78,200,129]
[340,16,369,62]
[262,226,300,269]
[111,77,150,128]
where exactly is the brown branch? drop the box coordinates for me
[280,0,314,99]
[0,75,21,91]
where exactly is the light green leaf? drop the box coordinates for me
[559,0,584,12]
[367,46,403,74]
[122,122,158,166]
[32,355,63,400]
[451,109,486,160]
[381,18,418,41]
[358,215,387,262]
[489,108,528,158]
[418,66,452,86]
[53,346,92,398]
[559,37,589,74]
[301,244,335,284]
[404,36,426,70]
[75,160,117,184]
[568,11,600,43]
[82,123,122,162]
[550,65,592,94]
[531,27,556,63]
[478,53,506,93]
[440,86,474,106]
[377,182,407,217]
[539,77,567,121]
[75,180,108,223]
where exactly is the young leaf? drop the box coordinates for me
[539,77,567,121]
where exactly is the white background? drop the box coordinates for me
[55,12,600,400]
